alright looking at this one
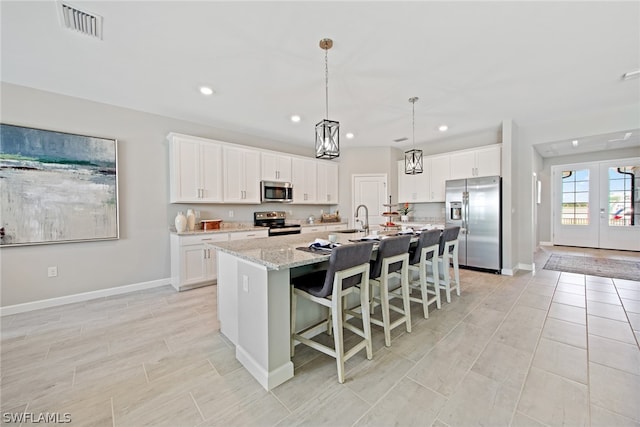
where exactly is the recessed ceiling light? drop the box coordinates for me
[345,132,355,139]
[438,124,449,132]
[290,115,301,123]
[572,140,579,147]
[199,86,214,96]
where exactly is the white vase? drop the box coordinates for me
[175,211,187,233]
[400,215,409,222]
[186,209,196,231]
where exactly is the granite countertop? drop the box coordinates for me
[207,230,367,270]
[207,230,423,271]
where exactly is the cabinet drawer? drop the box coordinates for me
[179,233,229,246]
[324,224,347,231]
[229,230,269,240]
[301,226,326,233]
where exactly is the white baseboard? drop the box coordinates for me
[539,241,553,246]
[501,268,515,276]
[517,263,535,271]
[0,277,171,317]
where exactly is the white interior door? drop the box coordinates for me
[552,158,640,250]
[352,174,387,231]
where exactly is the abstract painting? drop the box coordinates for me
[0,124,119,246]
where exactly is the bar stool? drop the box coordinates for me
[290,242,375,384]
[437,227,461,303]
[407,229,441,318]
[368,235,412,347]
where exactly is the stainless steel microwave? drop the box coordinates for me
[261,181,293,203]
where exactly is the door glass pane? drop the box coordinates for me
[608,166,638,227]
[562,169,589,225]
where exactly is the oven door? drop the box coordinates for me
[261,181,293,203]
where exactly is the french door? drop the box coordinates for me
[552,158,640,251]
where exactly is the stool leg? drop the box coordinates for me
[432,260,441,309]
[453,256,460,297]
[332,291,345,383]
[360,279,373,360]
[442,259,451,303]
[290,286,297,358]
[380,271,392,347]
[401,263,412,333]
[419,260,429,318]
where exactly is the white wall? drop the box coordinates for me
[0,83,330,307]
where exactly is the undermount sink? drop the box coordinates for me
[336,229,363,234]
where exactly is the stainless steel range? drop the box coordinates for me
[254,211,301,236]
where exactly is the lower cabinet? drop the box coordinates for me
[170,229,269,291]
[170,233,229,291]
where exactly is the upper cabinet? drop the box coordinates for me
[449,145,501,180]
[397,153,450,203]
[291,157,318,203]
[316,161,339,204]
[261,152,292,182]
[223,146,261,203]
[168,133,339,205]
[168,133,223,203]
[428,154,451,201]
[397,160,429,202]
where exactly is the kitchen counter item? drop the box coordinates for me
[201,219,222,230]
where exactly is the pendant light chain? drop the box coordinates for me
[325,47,329,120]
[409,96,418,149]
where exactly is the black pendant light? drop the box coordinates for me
[404,96,423,174]
[315,38,339,159]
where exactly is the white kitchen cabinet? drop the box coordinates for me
[428,154,450,202]
[223,146,261,203]
[316,161,339,204]
[261,152,292,182]
[449,144,501,179]
[397,160,430,203]
[292,157,318,203]
[228,229,269,240]
[301,225,326,233]
[168,133,223,203]
[170,233,229,291]
[325,223,348,231]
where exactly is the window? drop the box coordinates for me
[608,166,637,227]
[561,169,589,225]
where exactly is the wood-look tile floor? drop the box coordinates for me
[1,246,639,426]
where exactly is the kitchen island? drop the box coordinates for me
[209,230,371,390]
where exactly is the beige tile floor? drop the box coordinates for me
[1,246,639,426]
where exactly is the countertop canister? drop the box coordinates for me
[175,211,187,233]
[186,209,196,231]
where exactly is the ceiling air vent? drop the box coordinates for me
[393,137,408,143]
[57,2,103,39]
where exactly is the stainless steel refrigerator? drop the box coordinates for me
[445,176,502,272]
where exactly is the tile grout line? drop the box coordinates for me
[507,261,560,427]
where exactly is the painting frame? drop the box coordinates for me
[0,123,119,247]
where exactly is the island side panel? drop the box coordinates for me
[236,259,294,390]
[217,251,238,344]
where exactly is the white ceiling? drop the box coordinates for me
[1,1,639,157]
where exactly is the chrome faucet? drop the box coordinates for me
[355,204,369,234]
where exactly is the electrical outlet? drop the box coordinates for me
[228,210,234,218]
[47,266,58,277]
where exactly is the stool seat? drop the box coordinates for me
[290,242,375,384]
